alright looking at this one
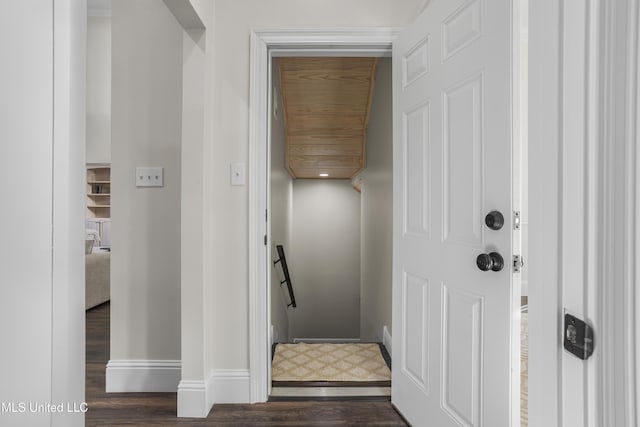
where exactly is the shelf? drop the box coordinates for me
[87,166,111,219]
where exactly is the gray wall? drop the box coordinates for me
[360,58,393,342]
[86,15,111,164]
[110,0,182,362]
[290,180,361,339]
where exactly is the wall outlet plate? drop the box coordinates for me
[136,167,164,187]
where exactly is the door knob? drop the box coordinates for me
[485,211,504,230]
[476,252,504,272]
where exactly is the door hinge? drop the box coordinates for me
[513,255,524,273]
[264,234,267,246]
[513,211,521,230]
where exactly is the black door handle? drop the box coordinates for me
[476,252,504,272]
[485,211,504,230]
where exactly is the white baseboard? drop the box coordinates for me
[382,325,392,356]
[292,338,361,343]
[177,369,250,418]
[210,369,251,403]
[105,359,181,392]
[177,371,214,418]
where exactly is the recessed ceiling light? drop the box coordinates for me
[319,173,329,177]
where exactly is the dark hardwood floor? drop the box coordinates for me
[86,303,408,426]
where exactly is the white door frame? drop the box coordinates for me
[249,25,527,410]
[249,15,640,427]
[247,26,528,408]
[529,0,639,425]
[599,3,640,425]
[248,28,400,403]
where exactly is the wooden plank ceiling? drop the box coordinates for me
[278,57,378,179]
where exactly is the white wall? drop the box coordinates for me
[180,23,207,384]
[51,2,87,425]
[104,0,425,406]
[527,0,638,424]
[109,0,182,373]
[270,59,293,343]
[168,0,214,416]
[359,58,393,342]
[86,15,111,164]
[290,180,361,339]
[205,0,425,371]
[0,1,85,426]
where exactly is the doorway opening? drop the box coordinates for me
[249,15,528,422]
[85,4,113,407]
[268,55,393,399]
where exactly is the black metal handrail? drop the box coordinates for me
[274,245,296,308]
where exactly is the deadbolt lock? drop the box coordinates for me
[485,211,505,230]
[563,313,594,360]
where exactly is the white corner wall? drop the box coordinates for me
[359,58,393,342]
[51,1,87,425]
[180,25,207,383]
[177,0,212,418]
[270,59,293,344]
[207,0,424,373]
[0,1,86,426]
[108,0,183,391]
[86,15,111,164]
[103,0,426,414]
[290,180,361,339]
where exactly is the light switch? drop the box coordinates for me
[231,162,246,186]
[136,167,164,187]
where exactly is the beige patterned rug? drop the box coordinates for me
[272,343,391,382]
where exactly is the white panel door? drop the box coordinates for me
[392,0,519,426]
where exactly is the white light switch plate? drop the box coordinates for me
[231,162,246,186]
[136,167,164,187]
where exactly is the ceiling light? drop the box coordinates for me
[319,173,329,177]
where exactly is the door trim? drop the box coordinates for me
[530,0,639,425]
[248,28,399,403]
[601,0,639,424]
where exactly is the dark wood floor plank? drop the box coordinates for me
[85,303,408,426]
[272,380,391,387]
